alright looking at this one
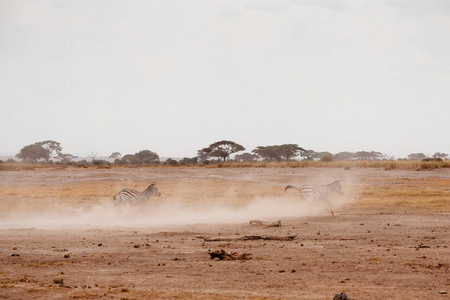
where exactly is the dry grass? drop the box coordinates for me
[352,178,450,212]
[1,160,450,171]
[1,175,449,216]
[212,160,450,170]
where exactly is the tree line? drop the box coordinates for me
[4,140,449,166]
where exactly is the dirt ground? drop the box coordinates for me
[0,167,449,299]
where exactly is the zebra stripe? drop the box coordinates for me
[113,182,161,206]
[285,180,344,215]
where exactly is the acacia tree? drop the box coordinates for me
[109,152,121,160]
[354,151,383,160]
[134,150,160,164]
[252,144,306,162]
[304,150,333,160]
[16,144,49,163]
[234,152,260,162]
[333,152,356,161]
[16,140,63,163]
[433,152,449,160]
[278,144,306,161]
[36,140,62,162]
[201,140,245,162]
[407,153,426,160]
[119,150,160,165]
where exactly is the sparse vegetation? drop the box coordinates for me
[5,140,449,169]
[1,159,449,171]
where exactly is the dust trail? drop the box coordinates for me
[0,195,346,230]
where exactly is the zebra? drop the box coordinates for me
[113,182,161,206]
[284,180,344,216]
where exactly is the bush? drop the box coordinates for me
[422,158,443,162]
[164,158,178,166]
[320,154,333,162]
[92,160,110,166]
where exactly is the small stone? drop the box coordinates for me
[98,243,102,247]
[53,278,64,285]
[333,292,348,300]
[439,291,447,295]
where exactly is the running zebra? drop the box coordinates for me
[284,180,344,216]
[113,182,161,206]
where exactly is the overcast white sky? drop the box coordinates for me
[1,0,449,159]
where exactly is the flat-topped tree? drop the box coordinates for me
[407,153,426,160]
[36,140,62,162]
[16,140,64,163]
[109,152,121,160]
[201,140,245,162]
[252,144,306,162]
[16,144,48,163]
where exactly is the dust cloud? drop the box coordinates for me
[0,195,350,230]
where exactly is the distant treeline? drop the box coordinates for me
[3,140,449,167]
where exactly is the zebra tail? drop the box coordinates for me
[285,185,299,193]
[113,191,120,200]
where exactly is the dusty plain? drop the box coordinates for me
[0,166,449,299]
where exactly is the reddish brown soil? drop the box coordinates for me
[0,167,449,299]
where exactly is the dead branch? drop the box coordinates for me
[249,220,281,227]
[208,249,252,260]
[197,235,296,242]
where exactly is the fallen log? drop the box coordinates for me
[209,249,252,260]
[197,235,296,242]
[249,220,281,227]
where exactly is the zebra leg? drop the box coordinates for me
[328,203,334,216]
[325,199,334,216]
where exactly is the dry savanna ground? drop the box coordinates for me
[0,166,449,299]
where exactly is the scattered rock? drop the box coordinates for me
[249,220,281,227]
[333,292,348,300]
[208,249,252,261]
[20,275,36,283]
[98,243,102,247]
[53,278,64,285]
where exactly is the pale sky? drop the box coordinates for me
[1,0,449,159]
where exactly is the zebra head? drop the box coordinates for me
[148,182,161,196]
[331,180,344,196]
